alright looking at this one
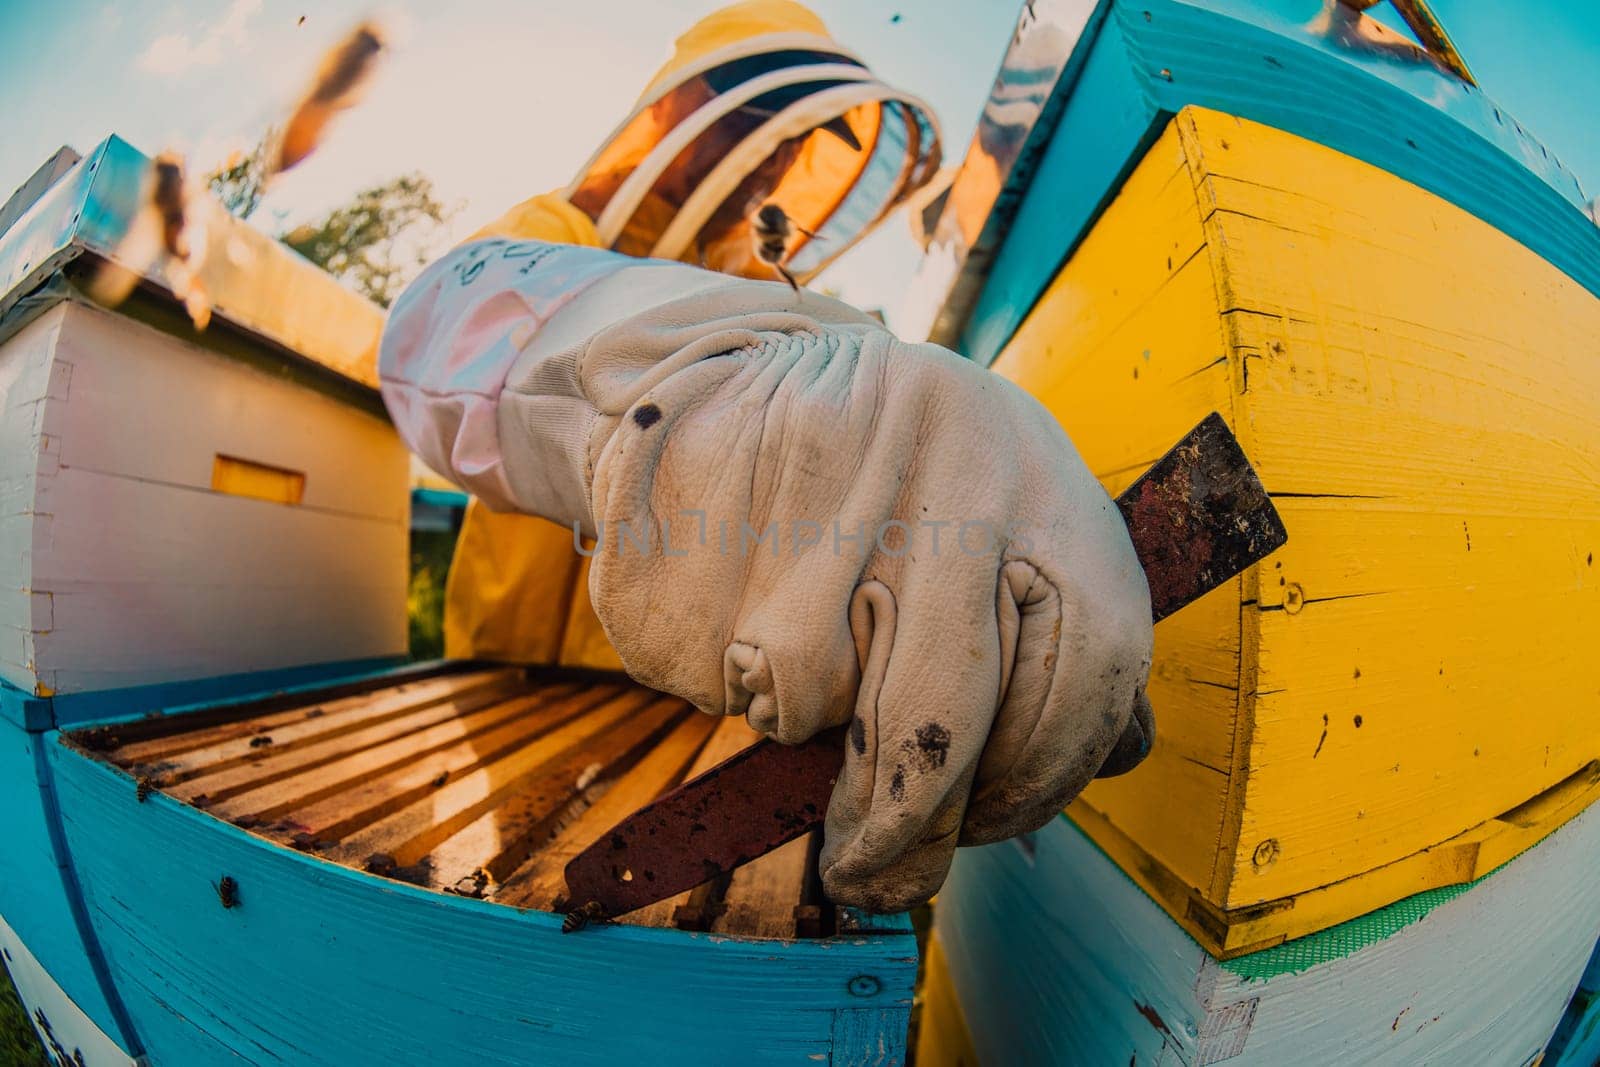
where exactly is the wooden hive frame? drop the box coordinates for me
[64,665,834,940]
[45,685,915,1065]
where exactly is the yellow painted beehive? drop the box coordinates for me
[996,105,1600,957]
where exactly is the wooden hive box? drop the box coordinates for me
[986,102,1600,956]
[46,664,916,1065]
[917,803,1600,1066]
[0,136,408,715]
[972,102,1600,959]
[1546,940,1600,1067]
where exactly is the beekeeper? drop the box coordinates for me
[379,1,1155,910]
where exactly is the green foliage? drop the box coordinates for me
[281,173,454,308]
[407,528,458,660]
[0,964,48,1067]
[206,140,272,220]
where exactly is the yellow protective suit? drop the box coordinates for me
[442,194,619,667]
[440,0,935,665]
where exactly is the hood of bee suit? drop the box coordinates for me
[563,0,942,284]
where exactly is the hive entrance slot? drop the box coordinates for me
[69,665,835,940]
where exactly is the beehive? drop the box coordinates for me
[918,804,1600,1066]
[67,666,834,937]
[47,664,916,1065]
[989,104,1600,956]
[0,136,407,711]
[1,133,915,1065]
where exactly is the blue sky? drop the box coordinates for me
[1,1,1596,323]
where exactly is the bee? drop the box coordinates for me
[84,150,213,330]
[248,735,274,749]
[273,21,385,174]
[134,776,156,803]
[561,900,615,934]
[212,875,240,910]
[751,203,817,291]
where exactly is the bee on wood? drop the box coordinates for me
[249,735,274,749]
[561,900,615,934]
[751,203,817,292]
[134,776,155,803]
[212,876,240,910]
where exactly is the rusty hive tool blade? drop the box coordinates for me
[563,411,1287,918]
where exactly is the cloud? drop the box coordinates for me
[137,0,263,77]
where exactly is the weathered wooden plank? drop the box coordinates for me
[204,681,596,824]
[419,695,695,892]
[109,667,518,765]
[49,734,915,1066]
[998,103,1600,949]
[74,671,875,940]
[831,1007,912,1067]
[162,674,535,802]
[926,807,1600,1067]
[625,713,766,929]
[325,687,670,872]
[710,833,814,940]
[0,306,64,694]
[259,686,626,844]
[992,114,1241,900]
[0,715,135,1049]
[1176,105,1600,907]
[3,300,409,697]
[494,710,720,910]
[31,466,407,695]
[51,303,403,521]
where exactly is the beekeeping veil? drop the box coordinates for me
[563,0,942,283]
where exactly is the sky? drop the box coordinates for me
[0,1,1597,327]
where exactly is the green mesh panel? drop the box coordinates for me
[1058,815,1494,983]
[1221,881,1476,981]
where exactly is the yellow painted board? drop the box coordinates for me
[1185,104,1600,906]
[1072,759,1600,958]
[996,104,1600,945]
[210,454,306,506]
[992,118,1248,899]
[915,932,982,1067]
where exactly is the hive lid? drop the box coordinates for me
[0,135,384,393]
[908,0,1597,362]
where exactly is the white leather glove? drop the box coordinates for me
[380,239,1155,911]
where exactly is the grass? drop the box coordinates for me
[0,960,48,1067]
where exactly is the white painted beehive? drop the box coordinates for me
[0,299,408,699]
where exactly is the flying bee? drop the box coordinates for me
[84,149,214,330]
[751,202,817,291]
[272,21,385,174]
[561,900,615,934]
[212,875,240,910]
[149,152,189,260]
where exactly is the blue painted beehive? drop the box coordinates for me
[0,139,915,1066]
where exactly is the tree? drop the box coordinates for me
[207,140,272,220]
[280,173,455,307]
